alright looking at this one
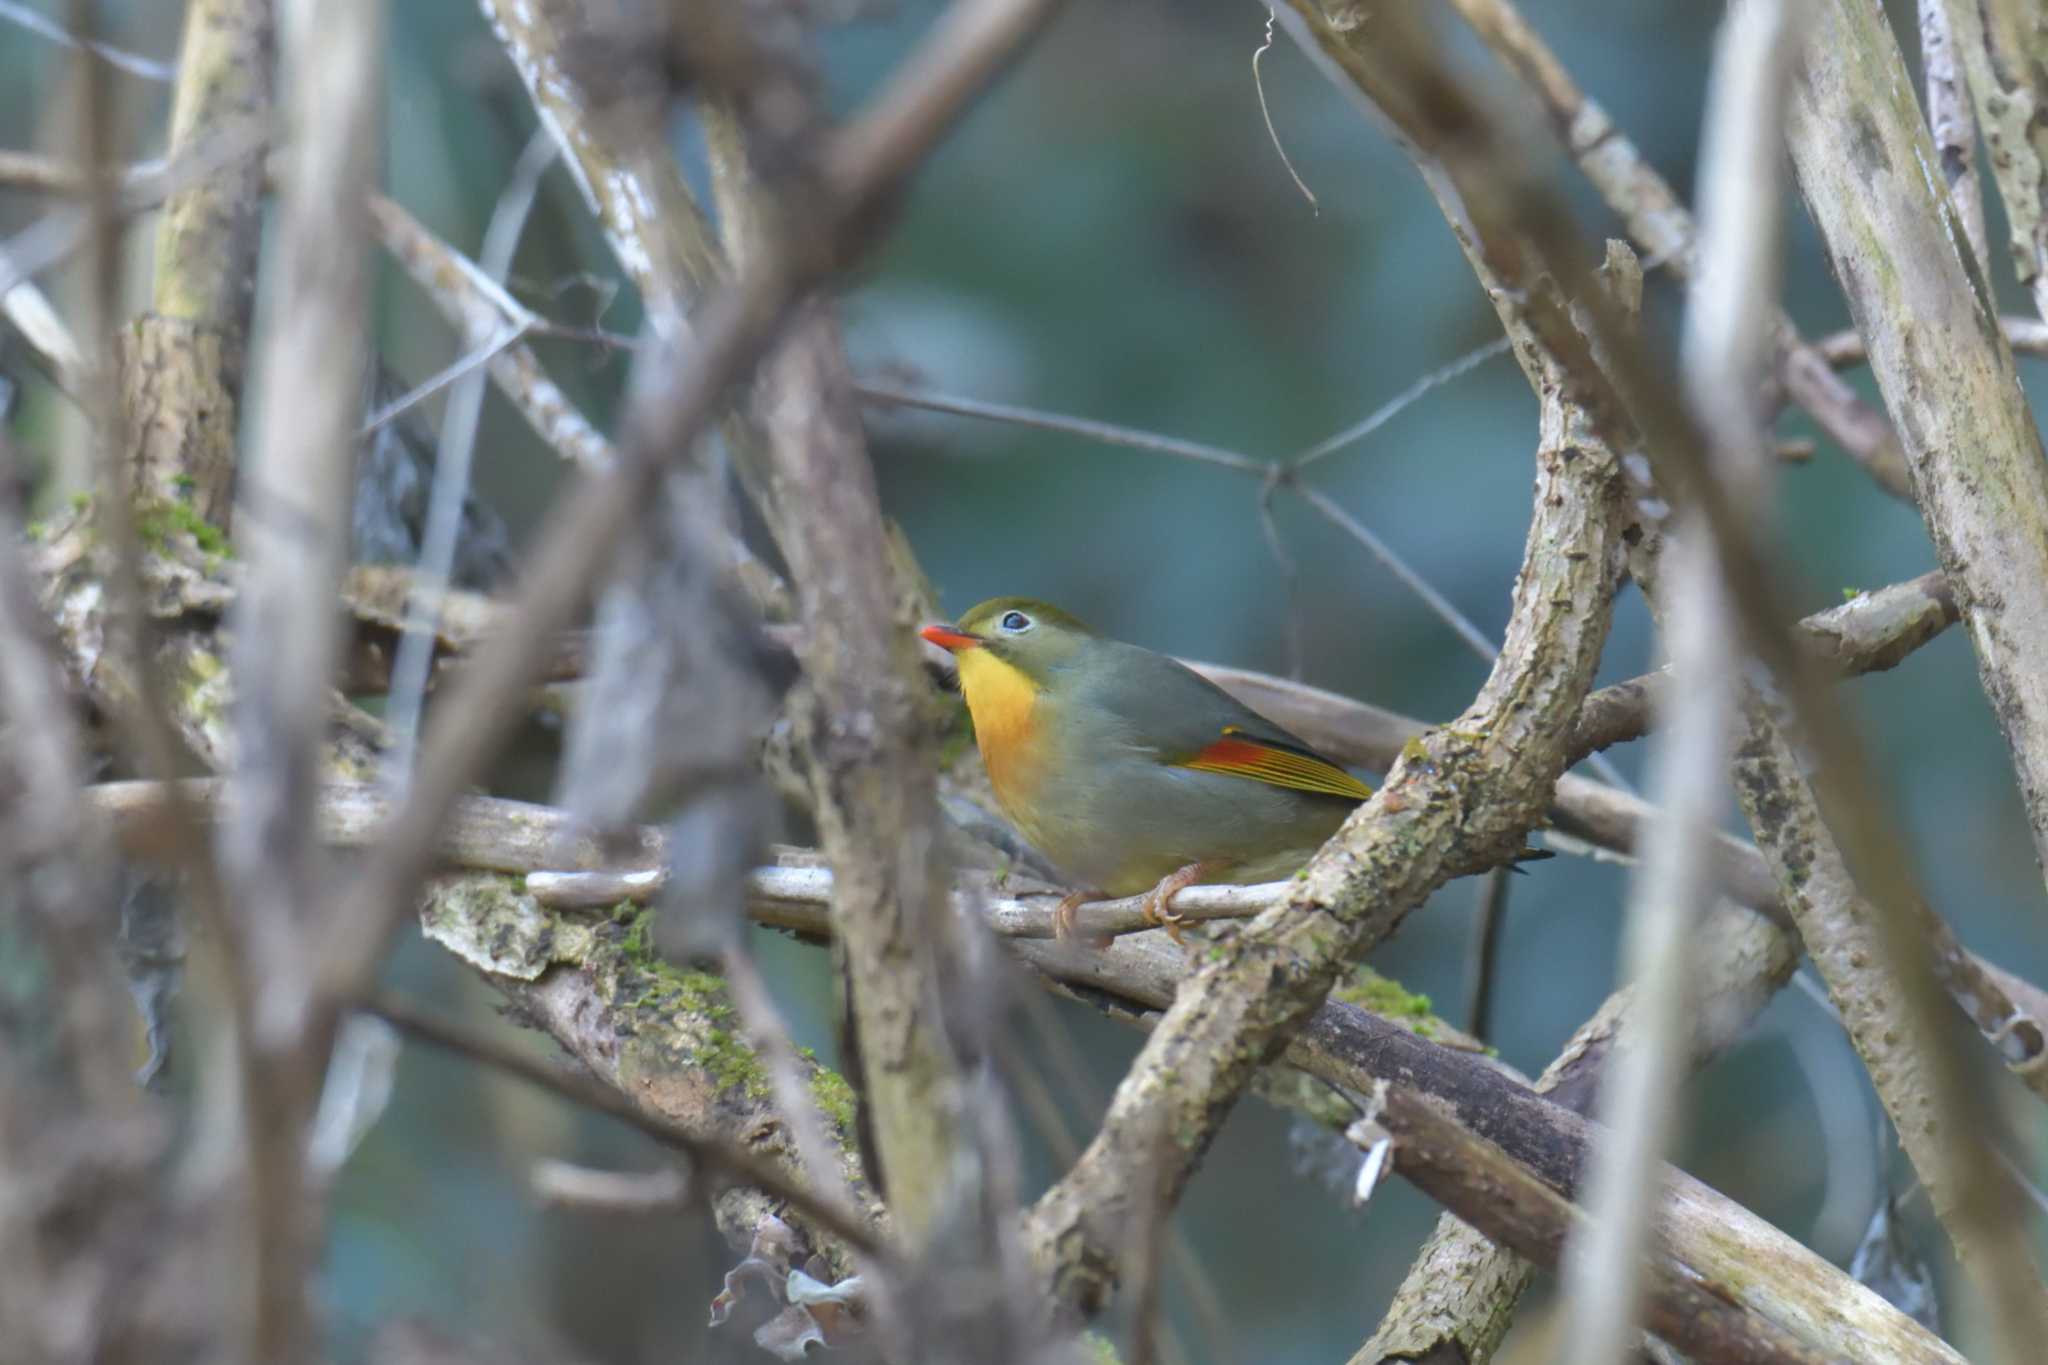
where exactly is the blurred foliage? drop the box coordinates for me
[3,0,2045,1361]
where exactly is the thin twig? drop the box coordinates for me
[355,324,532,440]
[1251,7,1318,214]
[1461,867,1510,1042]
[1817,315,2048,366]
[528,1160,689,1215]
[367,190,790,614]
[1289,479,1499,665]
[1288,336,1511,469]
[856,379,1266,473]
[382,130,557,787]
[0,0,175,82]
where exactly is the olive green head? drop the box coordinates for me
[920,596,1096,684]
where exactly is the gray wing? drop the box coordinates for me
[1051,640,1343,764]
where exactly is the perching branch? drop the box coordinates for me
[79,774,1963,1362]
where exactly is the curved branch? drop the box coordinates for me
[1019,251,1627,1310]
[1440,0,1912,499]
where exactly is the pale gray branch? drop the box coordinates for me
[1564,8,1802,1361]
[216,3,383,1356]
[1920,0,1989,273]
[1443,0,1913,499]
[1787,4,2048,1341]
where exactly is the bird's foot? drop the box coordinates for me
[1142,862,1216,948]
[1053,888,1109,945]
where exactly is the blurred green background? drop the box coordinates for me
[4,1,2044,1360]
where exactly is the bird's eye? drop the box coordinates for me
[1000,610,1032,633]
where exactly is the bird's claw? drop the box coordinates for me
[1141,862,1212,949]
[1053,889,1109,946]
[1142,896,1190,947]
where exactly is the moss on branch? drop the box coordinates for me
[421,878,876,1275]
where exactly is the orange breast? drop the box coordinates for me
[955,649,1044,820]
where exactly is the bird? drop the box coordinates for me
[920,596,1551,944]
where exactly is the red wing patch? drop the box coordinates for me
[1177,733,1373,800]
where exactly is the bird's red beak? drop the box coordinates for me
[919,623,981,653]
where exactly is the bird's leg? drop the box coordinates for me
[1142,861,1219,947]
[1053,888,1108,943]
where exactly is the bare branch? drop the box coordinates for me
[1443,0,1913,499]
[726,284,975,1240]
[856,379,1265,473]
[216,1,383,1355]
[382,132,556,785]
[0,262,90,397]
[1380,1087,1837,1365]
[1278,11,2047,1343]
[527,1160,688,1215]
[1564,8,1802,1360]
[1789,8,2048,897]
[1920,0,1989,273]
[1818,314,2048,366]
[366,193,613,474]
[362,991,881,1257]
[1570,571,1957,761]
[82,774,1970,1362]
[129,0,272,524]
[1356,900,1798,1364]
[0,0,175,82]
[1288,337,1512,469]
[312,0,1066,1119]
[1937,0,2048,319]
[1786,7,2048,1338]
[477,0,725,335]
[0,453,131,1108]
